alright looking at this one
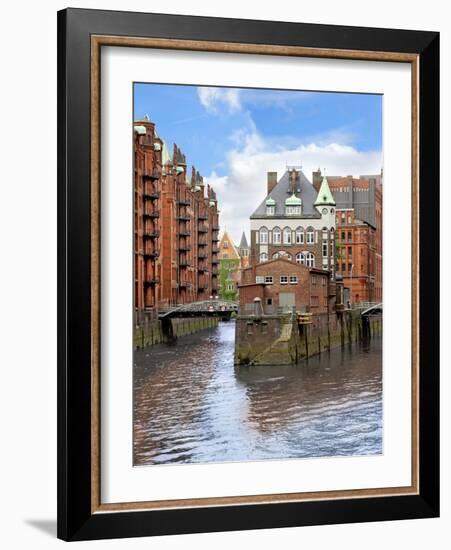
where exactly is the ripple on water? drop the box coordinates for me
[133,321,382,466]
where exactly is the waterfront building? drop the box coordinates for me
[239,257,330,314]
[312,170,383,303]
[218,231,241,301]
[335,209,378,304]
[249,168,337,278]
[134,115,220,322]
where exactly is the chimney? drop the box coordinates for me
[267,172,278,195]
[312,168,322,192]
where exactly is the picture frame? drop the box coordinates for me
[57,7,439,541]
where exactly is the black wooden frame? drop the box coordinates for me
[57,8,439,541]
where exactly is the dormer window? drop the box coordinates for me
[285,205,301,216]
[284,193,302,216]
[266,205,275,216]
[265,196,276,216]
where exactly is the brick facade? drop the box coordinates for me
[313,171,383,304]
[134,116,220,320]
[239,258,330,314]
[336,209,378,304]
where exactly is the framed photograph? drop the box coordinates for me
[57,8,439,541]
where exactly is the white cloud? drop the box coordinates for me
[204,127,382,245]
[197,87,242,114]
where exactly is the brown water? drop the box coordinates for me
[133,321,382,466]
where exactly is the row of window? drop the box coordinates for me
[256,275,298,284]
[259,251,315,267]
[259,226,335,245]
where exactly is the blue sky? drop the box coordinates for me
[134,83,382,242]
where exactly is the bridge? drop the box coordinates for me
[159,299,239,319]
[361,302,383,316]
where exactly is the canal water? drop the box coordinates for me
[134,321,382,466]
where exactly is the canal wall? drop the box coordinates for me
[234,311,382,366]
[134,316,219,349]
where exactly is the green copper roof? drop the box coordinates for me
[314,176,336,206]
[139,114,150,122]
[153,143,161,151]
[134,125,146,135]
[285,193,302,206]
[176,166,184,174]
[265,196,276,206]
[161,140,172,166]
[209,200,216,207]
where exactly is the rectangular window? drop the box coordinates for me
[264,276,273,284]
[342,263,346,273]
[267,298,273,305]
[289,275,298,284]
[348,246,352,256]
[256,276,264,283]
[322,242,328,257]
[348,263,352,272]
[311,275,317,285]
[266,206,275,216]
[348,232,352,242]
[280,275,288,284]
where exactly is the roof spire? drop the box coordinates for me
[314,175,336,206]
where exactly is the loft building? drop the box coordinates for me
[250,168,337,278]
[312,170,383,303]
[133,115,220,322]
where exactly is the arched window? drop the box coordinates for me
[306,252,315,267]
[295,227,304,244]
[306,226,315,244]
[322,227,329,240]
[259,227,268,244]
[273,227,281,245]
[259,252,268,263]
[283,227,292,245]
[296,252,306,265]
[278,251,292,261]
[272,252,280,259]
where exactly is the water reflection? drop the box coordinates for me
[134,321,382,465]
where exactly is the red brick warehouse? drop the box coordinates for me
[133,115,220,322]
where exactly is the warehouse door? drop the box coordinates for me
[279,292,295,310]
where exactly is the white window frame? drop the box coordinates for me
[283,227,292,245]
[296,252,305,265]
[280,275,289,285]
[306,252,315,267]
[295,227,304,244]
[259,252,268,263]
[289,275,298,284]
[266,205,275,216]
[264,276,273,284]
[306,228,314,244]
[273,227,281,244]
[260,227,268,244]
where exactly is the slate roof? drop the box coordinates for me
[239,232,249,249]
[250,170,321,219]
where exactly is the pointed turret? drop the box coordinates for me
[239,232,249,250]
[314,176,336,206]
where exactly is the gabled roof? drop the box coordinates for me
[314,176,336,206]
[251,170,321,219]
[219,231,240,260]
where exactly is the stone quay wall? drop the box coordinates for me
[134,316,219,349]
[235,311,382,366]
